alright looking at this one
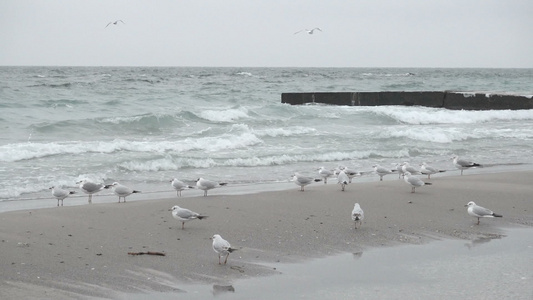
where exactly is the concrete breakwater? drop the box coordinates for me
[281,92,533,110]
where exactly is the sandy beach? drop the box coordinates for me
[1,171,532,299]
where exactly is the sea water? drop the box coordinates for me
[1,67,532,205]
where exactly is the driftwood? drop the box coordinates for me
[128,251,166,256]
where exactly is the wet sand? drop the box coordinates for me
[1,171,532,299]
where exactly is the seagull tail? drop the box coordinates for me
[69,191,76,195]
[424,182,433,185]
[197,215,208,220]
[472,163,482,167]
[314,179,322,182]
[104,184,113,189]
[492,213,503,218]
[227,247,238,253]
[133,190,141,193]
[439,170,446,173]
[219,183,228,186]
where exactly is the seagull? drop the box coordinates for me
[105,20,125,28]
[76,180,111,204]
[212,234,237,265]
[337,166,361,183]
[351,203,364,229]
[394,163,405,179]
[294,27,322,34]
[401,162,421,175]
[317,167,334,184]
[337,170,349,191]
[170,205,208,230]
[110,182,140,203]
[373,164,395,181]
[452,156,482,175]
[465,201,502,225]
[420,162,446,179]
[49,186,75,206]
[291,172,321,191]
[170,178,193,197]
[403,171,432,193]
[196,178,227,197]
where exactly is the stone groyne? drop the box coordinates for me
[281,92,533,110]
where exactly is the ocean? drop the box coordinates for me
[1,67,532,208]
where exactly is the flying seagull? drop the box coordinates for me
[294,28,322,34]
[105,20,125,28]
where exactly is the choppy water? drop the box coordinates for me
[1,67,532,202]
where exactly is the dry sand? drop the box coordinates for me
[1,171,532,299]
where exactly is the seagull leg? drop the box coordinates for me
[224,253,229,264]
[411,187,415,193]
[218,254,222,265]
[477,217,480,225]
[181,222,185,230]
[88,194,92,204]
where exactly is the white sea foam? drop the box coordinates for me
[198,107,250,122]
[368,106,533,125]
[0,132,264,162]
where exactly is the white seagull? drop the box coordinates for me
[105,20,125,28]
[373,164,395,181]
[49,186,75,206]
[401,162,421,175]
[196,178,227,197]
[452,156,482,175]
[110,182,140,203]
[351,203,364,229]
[337,166,361,183]
[76,180,111,204]
[212,234,237,265]
[170,205,208,230]
[465,201,502,225]
[420,162,446,179]
[394,163,405,179]
[403,171,432,193]
[294,27,322,34]
[337,170,349,191]
[291,172,321,191]
[318,166,334,184]
[170,178,193,197]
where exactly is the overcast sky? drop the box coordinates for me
[1,0,532,68]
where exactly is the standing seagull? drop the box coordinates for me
[170,178,193,197]
[338,166,361,183]
[318,167,334,184]
[373,164,395,181]
[291,172,321,191]
[294,27,322,34]
[49,186,75,206]
[105,20,125,28]
[196,178,227,197]
[401,162,421,175]
[452,156,482,175]
[212,234,237,265]
[76,180,111,204]
[420,162,446,179]
[337,170,349,191]
[351,203,364,229]
[170,205,208,230]
[465,201,502,225]
[110,182,140,203]
[403,171,432,193]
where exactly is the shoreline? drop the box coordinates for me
[1,162,532,214]
[1,170,532,299]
